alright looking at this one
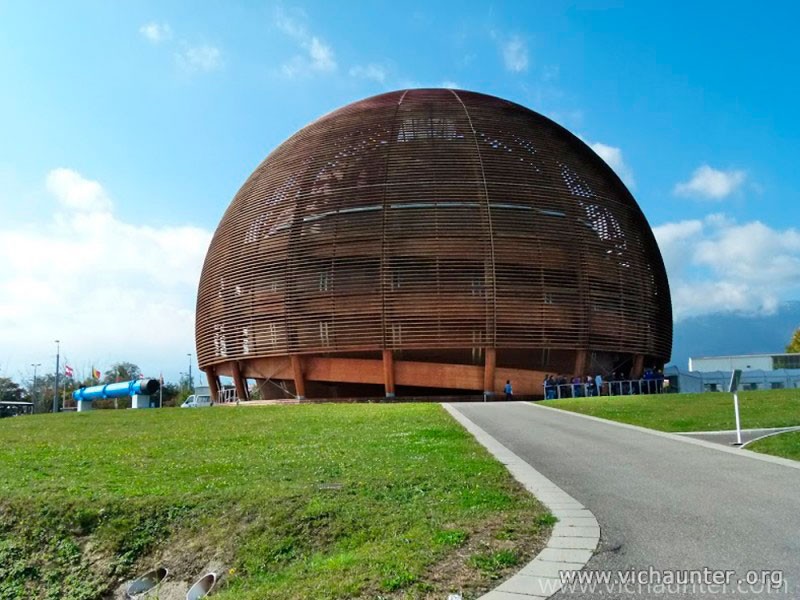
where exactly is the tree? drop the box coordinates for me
[101,362,142,384]
[0,377,27,403]
[29,373,56,413]
[0,377,29,417]
[787,328,800,353]
[159,383,182,407]
[29,372,82,411]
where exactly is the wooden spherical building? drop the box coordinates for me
[196,89,672,400]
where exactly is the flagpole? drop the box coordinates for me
[53,339,60,413]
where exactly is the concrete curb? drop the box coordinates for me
[526,402,800,471]
[673,425,799,436]
[741,426,800,449]
[442,403,599,600]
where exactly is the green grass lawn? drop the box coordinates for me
[747,430,800,461]
[0,404,550,600]
[545,389,800,432]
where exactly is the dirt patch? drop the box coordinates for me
[385,511,552,600]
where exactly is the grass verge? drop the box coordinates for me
[0,404,551,599]
[545,389,800,432]
[747,430,800,461]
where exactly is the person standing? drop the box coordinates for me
[572,375,583,398]
[545,374,556,400]
[595,373,603,396]
[504,380,513,401]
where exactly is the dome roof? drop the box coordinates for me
[196,89,671,373]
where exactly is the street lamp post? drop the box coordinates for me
[53,340,60,413]
[187,353,193,392]
[31,363,41,413]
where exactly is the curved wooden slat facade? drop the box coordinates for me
[196,89,672,399]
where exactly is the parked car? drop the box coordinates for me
[180,394,212,408]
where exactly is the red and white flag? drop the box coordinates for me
[64,365,74,378]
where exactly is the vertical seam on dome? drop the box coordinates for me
[379,90,408,349]
[449,89,498,347]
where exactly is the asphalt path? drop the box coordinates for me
[451,402,800,599]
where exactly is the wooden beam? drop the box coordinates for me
[231,361,249,402]
[205,367,220,403]
[214,362,233,378]
[631,354,645,379]
[574,349,588,376]
[291,355,306,399]
[483,348,496,395]
[382,349,395,397]
[221,354,551,396]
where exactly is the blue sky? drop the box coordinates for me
[1,1,799,383]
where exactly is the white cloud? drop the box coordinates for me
[139,22,172,44]
[653,215,800,319]
[440,80,460,89]
[694,221,800,284]
[349,64,387,84]
[589,142,636,189]
[674,164,746,200]
[275,8,307,39]
[651,219,703,277]
[0,169,212,382]
[275,9,337,76]
[502,35,528,73]
[176,44,223,72]
[669,281,779,319]
[308,37,335,72]
[139,22,222,74]
[45,168,112,213]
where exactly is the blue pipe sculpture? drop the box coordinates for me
[73,379,160,401]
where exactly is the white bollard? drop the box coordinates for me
[733,392,743,446]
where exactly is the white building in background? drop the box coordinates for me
[689,353,800,372]
[667,353,800,393]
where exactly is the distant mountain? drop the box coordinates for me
[669,302,800,370]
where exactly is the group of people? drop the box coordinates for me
[499,368,667,401]
[543,368,666,400]
[543,374,598,400]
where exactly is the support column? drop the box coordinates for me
[291,355,306,399]
[574,349,588,376]
[231,361,249,402]
[382,349,395,398]
[483,348,496,396]
[205,367,220,403]
[631,354,645,379]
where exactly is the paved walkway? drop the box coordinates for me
[450,402,800,598]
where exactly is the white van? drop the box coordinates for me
[181,394,213,408]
